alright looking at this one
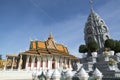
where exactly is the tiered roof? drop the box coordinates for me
[20,33,77,59]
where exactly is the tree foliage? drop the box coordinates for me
[104,39,120,53]
[104,39,115,50]
[87,40,98,52]
[79,44,88,53]
[113,40,120,53]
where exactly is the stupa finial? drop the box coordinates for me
[49,32,53,39]
[89,0,93,12]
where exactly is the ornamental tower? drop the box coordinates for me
[84,0,110,51]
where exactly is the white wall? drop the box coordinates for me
[0,70,33,80]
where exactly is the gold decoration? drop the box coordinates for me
[104,51,109,57]
[109,58,116,66]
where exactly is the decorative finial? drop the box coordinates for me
[49,32,53,39]
[89,0,93,12]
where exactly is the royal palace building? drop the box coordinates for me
[5,33,78,70]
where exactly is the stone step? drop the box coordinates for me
[93,62,110,71]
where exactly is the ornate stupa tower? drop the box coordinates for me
[84,0,110,51]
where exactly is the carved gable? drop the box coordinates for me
[46,33,57,49]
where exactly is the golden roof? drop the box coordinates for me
[29,33,69,54]
[20,33,78,59]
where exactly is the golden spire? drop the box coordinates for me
[48,32,53,39]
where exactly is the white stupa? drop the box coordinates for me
[78,68,89,80]
[93,68,103,79]
[51,69,61,80]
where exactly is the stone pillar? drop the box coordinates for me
[56,57,60,69]
[4,57,8,70]
[48,56,52,69]
[37,57,40,70]
[18,55,23,70]
[64,58,67,68]
[31,56,35,70]
[59,58,63,69]
[25,56,30,70]
[69,59,72,69]
[55,57,59,69]
[42,57,47,70]
[11,57,15,70]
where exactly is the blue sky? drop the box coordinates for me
[0,0,120,59]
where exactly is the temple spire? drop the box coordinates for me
[89,0,93,12]
[48,32,53,39]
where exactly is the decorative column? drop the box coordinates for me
[11,57,15,70]
[55,57,59,69]
[59,58,63,69]
[18,55,23,70]
[25,56,30,70]
[48,56,52,69]
[37,57,40,70]
[57,57,60,69]
[69,59,72,70]
[42,56,47,70]
[64,58,67,69]
[4,57,8,70]
[31,56,35,70]
[58,58,60,69]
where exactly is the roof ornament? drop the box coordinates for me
[89,0,93,12]
[48,32,53,39]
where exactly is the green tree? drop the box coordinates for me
[104,39,115,50]
[114,40,120,53]
[87,40,98,52]
[79,44,88,53]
